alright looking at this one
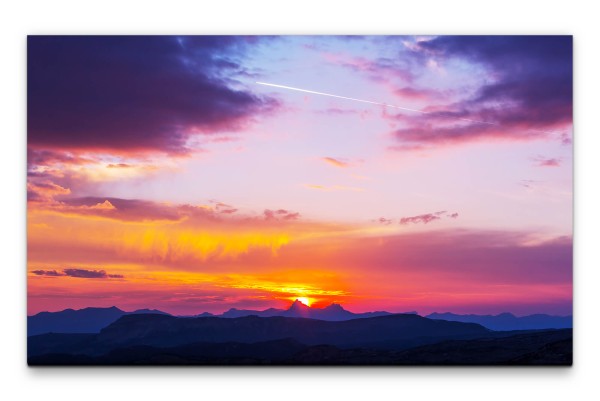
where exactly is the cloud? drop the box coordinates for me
[377,217,393,225]
[28,148,94,167]
[518,179,539,189]
[317,107,361,116]
[532,156,561,167]
[390,36,572,149]
[31,268,124,279]
[31,269,64,277]
[263,209,301,221]
[322,51,414,84]
[304,184,364,192]
[63,268,124,279]
[394,86,444,101]
[57,197,190,222]
[27,181,71,203]
[28,36,279,155]
[212,201,238,214]
[399,213,441,225]
[377,210,459,225]
[322,157,350,168]
[106,163,133,169]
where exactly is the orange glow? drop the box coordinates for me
[27,200,572,317]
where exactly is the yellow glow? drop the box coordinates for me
[295,297,311,306]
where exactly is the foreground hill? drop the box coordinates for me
[27,314,572,365]
[29,313,491,358]
[96,313,491,351]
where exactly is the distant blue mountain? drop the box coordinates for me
[195,312,215,317]
[30,304,568,337]
[130,308,170,316]
[27,306,170,336]
[426,312,572,331]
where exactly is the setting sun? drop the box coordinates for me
[295,297,311,306]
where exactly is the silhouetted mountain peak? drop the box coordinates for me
[496,312,516,318]
[289,300,310,310]
[131,308,170,315]
[323,303,346,311]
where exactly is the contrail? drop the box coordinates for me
[256,81,558,135]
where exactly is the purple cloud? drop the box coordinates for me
[532,156,561,167]
[31,268,124,279]
[264,209,301,221]
[393,210,459,225]
[391,36,572,149]
[28,36,278,155]
[31,269,64,277]
[399,213,441,225]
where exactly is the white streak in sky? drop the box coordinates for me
[256,81,559,136]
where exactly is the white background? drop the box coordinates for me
[1,1,598,400]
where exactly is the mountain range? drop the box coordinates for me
[27,306,169,336]
[27,301,572,337]
[219,300,396,320]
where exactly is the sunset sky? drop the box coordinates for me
[27,36,572,316]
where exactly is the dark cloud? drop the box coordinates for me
[31,269,64,277]
[399,213,441,225]
[392,36,572,148]
[63,269,114,278]
[28,36,278,155]
[31,268,124,279]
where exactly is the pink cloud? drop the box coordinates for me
[322,157,350,168]
[532,156,561,167]
[264,209,300,221]
[399,213,441,225]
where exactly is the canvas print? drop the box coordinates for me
[27,35,573,365]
